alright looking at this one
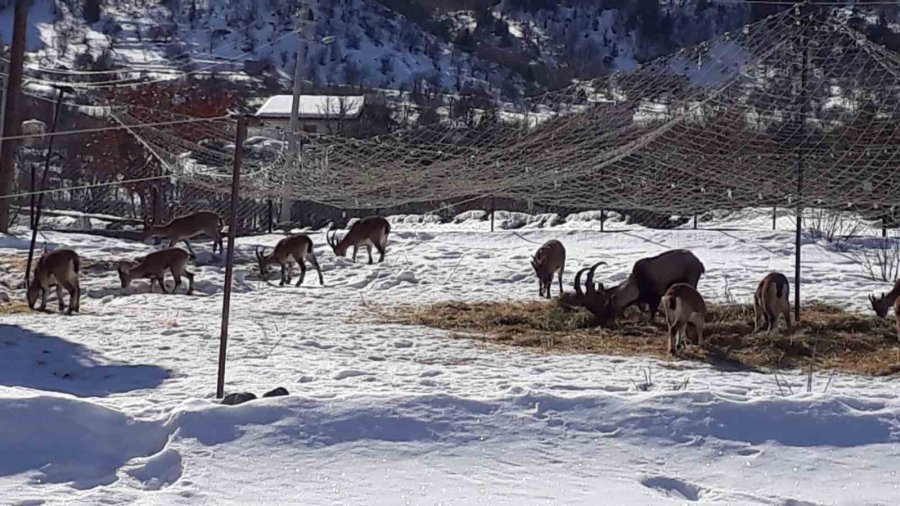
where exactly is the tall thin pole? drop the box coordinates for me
[490,195,495,232]
[217,116,246,399]
[282,5,313,224]
[24,89,65,288]
[794,8,809,323]
[0,0,31,233]
[773,205,777,231]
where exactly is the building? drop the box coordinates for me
[254,95,365,135]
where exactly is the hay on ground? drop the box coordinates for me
[374,300,900,376]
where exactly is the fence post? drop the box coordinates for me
[490,195,495,232]
[267,199,273,233]
[773,205,776,231]
[24,87,66,289]
[693,212,698,230]
[600,209,605,232]
[216,115,246,399]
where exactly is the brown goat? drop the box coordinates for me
[118,248,194,294]
[530,240,566,298]
[27,248,81,314]
[754,272,792,333]
[562,250,704,325]
[661,283,707,355]
[142,211,223,257]
[869,279,900,318]
[256,234,324,287]
[327,216,391,264]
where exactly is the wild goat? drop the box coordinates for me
[564,249,705,325]
[255,234,324,287]
[327,216,391,264]
[27,248,81,314]
[869,280,900,353]
[661,283,707,355]
[142,211,223,257]
[754,272,792,333]
[118,248,194,295]
[531,240,565,298]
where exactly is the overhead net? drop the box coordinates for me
[225,6,900,216]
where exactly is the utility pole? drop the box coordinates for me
[282,3,314,224]
[0,0,31,233]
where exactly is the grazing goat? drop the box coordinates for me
[754,272,792,333]
[27,248,81,314]
[869,279,900,359]
[118,248,194,294]
[530,240,566,299]
[327,216,390,264]
[142,211,223,257]
[256,234,324,287]
[661,283,707,355]
[563,250,705,325]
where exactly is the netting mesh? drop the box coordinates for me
[220,7,900,216]
[9,6,900,231]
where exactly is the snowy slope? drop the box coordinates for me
[1,209,900,503]
[0,0,752,100]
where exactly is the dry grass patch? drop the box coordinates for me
[0,299,30,316]
[374,300,900,376]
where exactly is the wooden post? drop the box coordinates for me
[0,0,30,233]
[24,88,65,289]
[216,116,246,399]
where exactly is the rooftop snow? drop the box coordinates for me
[255,95,365,119]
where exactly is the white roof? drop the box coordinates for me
[255,95,365,119]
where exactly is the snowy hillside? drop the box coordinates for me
[0,0,753,100]
[2,209,900,503]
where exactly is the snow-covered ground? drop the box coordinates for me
[2,209,900,504]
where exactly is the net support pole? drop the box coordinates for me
[773,205,777,231]
[490,195,495,232]
[24,87,65,289]
[267,199,274,233]
[216,115,246,399]
[693,212,698,230]
[794,7,809,323]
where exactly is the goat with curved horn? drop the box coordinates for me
[256,235,324,287]
[327,216,391,264]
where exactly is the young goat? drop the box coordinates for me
[142,211,223,257]
[27,248,81,314]
[255,234,324,287]
[326,216,391,264]
[118,248,195,294]
[661,283,707,355]
[754,272,792,333]
[530,240,565,299]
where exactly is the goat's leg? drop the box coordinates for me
[351,245,358,262]
[557,268,564,297]
[182,240,196,258]
[375,242,386,263]
[366,245,373,265]
[56,284,65,312]
[295,259,307,287]
[308,254,324,285]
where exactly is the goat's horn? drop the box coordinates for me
[574,267,590,297]
[585,262,606,294]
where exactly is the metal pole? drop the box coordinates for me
[600,209,605,232]
[0,0,30,233]
[693,212,698,230]
[773,205,776,231]
[216,116,246,399]
[24,88,65,288]
[794,9,809,323]
[282,5,313,224]
[490,195,495,232]
[267,199,273,233]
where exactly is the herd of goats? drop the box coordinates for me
[19,210,900,355]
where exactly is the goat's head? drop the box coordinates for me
[870,292,891,318]
[255,246,273,279]
[326,228,346,256]
[561,261,614,323]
